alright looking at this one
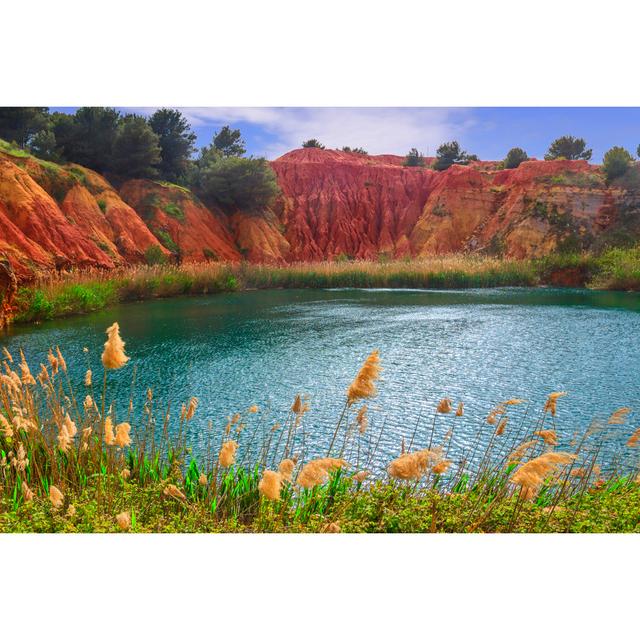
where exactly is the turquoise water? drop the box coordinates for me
[2,288,640,471]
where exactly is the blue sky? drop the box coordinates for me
[53,107,640,163]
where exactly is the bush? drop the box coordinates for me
[97,199,107,213]
[504,147,528,169]
[192,155,280,213]
[163,202,185,222]
[302,139,325,149]
[403,148,425,167]
[144,245,167,265]
[603,146,633,182]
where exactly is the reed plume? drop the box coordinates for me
[388,449,441,480]
[2,346,13,362]
[455,402,464,417]
[503,398,525,405]
[101,322,129,369]
[627,427,640,448]
[297,458,348,489]
[49,485,64,509]
[278,458,295,482]
[543,391,567,417]
[55,346,66,373]
[218,440,238,467]
[346,350,381,405]
[104,417,115,446]
[496,417,508,436]
[84,369,92,386]
[116,511,131,531]
[608,407,631,425]
[198,473,208,486]
[508,440,537,464]
[163,484,186,500]
[511,451,576,497]
[433,460,452,474]
[114,422,132,448]
[534,429,558,446]
[22,481,34,502]
[259,470,282,500]
[353,470,370,483]
[185,397,198,421]
[437,398,452,414]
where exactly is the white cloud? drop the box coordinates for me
[161,107,475,159]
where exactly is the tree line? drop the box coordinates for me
[0,107,279,213]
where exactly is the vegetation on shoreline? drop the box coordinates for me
[1,326,639,533]
[9,248,640,325]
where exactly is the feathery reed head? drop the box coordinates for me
[218,440,238,467]
[346,350,381,405]
[543,391,567,416]
[534,429,558,446]
[101,322,129,370]
[163,484,186,500]
[608,407,631,425]
[116,511,131,531]
[626,427,640,448]
[455,402,464,417]
[511,451,576,497]
[114,422,132,448]
[259,470,282,500]
[278,458,295,482]
[437,398,452,414]
[49,485,64,509]
[104,416,115,446]
[297,458,348,489]
[388,448,441,481]
[84,369,92,386]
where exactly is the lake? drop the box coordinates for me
[2,287,640,473]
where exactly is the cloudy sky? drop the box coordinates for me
[55,107,640,162]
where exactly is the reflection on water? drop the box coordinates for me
[2,287,640,471]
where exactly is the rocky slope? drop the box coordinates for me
[0,146,638,283]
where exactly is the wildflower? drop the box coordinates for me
[85,369,92,386]
[534,429,558,446]
[104,417,115,446]
[185,397,198,421]
[346,350,381,406]
[543,391,567,417]
[356,405,368,434]
[455,402,464,417]
[259,470,282,500]
[511,451,576,497]
[437,398,452,414]
[163,484,186,500]
[297,458,348,489]
[496,417,508,436]
[218,440,238,467]
[116,511,131,531]
[608,407,631,425]
[101,322,129,369]
[114,422,132,448]
[49,485,64,509]
[278,458,295,482]
[22,481,34,501]
[388,449,441,480]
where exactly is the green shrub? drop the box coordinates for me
[97,198,107,213]
[162,202,185,222]
[145,245,167,265]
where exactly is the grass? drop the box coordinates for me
[9,249,640,325]
[1,332,639,533]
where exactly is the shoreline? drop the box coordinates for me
[6,251,640,326]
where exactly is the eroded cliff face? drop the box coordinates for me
[271,149,435,260]
[1,146,638,285]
